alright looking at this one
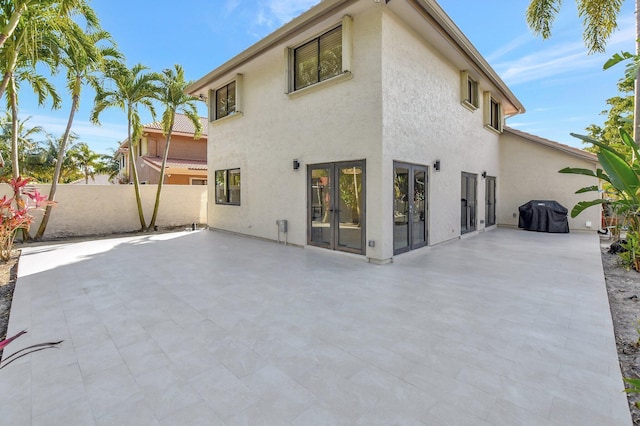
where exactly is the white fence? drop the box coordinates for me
[1,184,208,239]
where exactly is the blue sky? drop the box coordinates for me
[17,0,637,154]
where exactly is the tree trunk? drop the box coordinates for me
[35,85,79,239]
[10,78,19,180]
[0,4,27,50]
[0,51,19,103]
[634,0,640,160]
[128,107,147,230]
[148,114,174,230]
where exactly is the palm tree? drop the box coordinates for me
[91,63,159,230]
[35,28,121,239]
[148,65,202,231]
[0,113,44,177]
[526,0,640,148]
[69,142,101,184]
[0,0,96,50]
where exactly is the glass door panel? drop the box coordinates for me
[338,165,364,251]
[461,172,477,234]
[309,166,331,247]
[394,163,428,254]
[308,161,365,254]
[485,176,496,227]
[412,168,427,249]
[393,166,409,253]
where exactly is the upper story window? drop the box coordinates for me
[294,26,342,90]
[287,15,353,94]
[483,92,503,133]
[215,81,236,119]
[209,74,244,122]
[460,71,479,110]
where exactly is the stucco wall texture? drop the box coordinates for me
[5,184,207,239]
[203,3,600,263]
[499,131,600,232]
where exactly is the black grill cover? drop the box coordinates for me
[518,200,569,233]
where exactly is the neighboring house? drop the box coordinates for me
[115,114,208,185]
[187,0,600,263]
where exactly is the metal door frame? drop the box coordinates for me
[485,176,496,227]
[307,160,366,255]
[461,172,477,234]
[393,162,429,255]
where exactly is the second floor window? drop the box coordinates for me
[294,26,342,91]
[215,81,236,120]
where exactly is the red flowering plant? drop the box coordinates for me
[0,177,54,261]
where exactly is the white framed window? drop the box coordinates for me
[190,178,207,185]
[286,15,352,94]
[460,71,479,110]
[483,92,503,133]
[209,74,243,122]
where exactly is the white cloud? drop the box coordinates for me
[265,0,319,25]
[24,113,126,153]
[487,11,635,87]
[485,33,532,63]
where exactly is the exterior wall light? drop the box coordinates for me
[293,160,300,170]
[434,160,441,171]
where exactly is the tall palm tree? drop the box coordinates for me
[526,0,639,147]
[148,65,202,231]
[91,63,159,230]
[0,0,97,102]
[35,27,121,239]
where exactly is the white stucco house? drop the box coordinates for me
[187,0,600,263]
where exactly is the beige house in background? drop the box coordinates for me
[116,114,208,185]
[187,0,601,263]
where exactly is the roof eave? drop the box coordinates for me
[186,0,355,95]
[408,0,524,115]
[504,127,598,163]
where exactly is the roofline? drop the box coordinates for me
[504,127,598,163]
[186,0,356,94]
[187,0,524,115]
[406,0,524,114]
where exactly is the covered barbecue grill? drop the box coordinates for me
[518,200,569,233]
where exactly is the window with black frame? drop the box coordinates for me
[215,81,236,120]
[294,26,342,91]
[215,169,240,205]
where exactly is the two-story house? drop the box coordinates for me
[187,0,599,263]
[116,113,208,185]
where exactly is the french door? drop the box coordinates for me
[394,162,428,255]
[485,176,496,227]
[461,172,477,234]
[308,161,365,254]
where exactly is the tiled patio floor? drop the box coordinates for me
[0,228,631,425]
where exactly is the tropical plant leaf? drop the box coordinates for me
[570,133,626,159]
[0,329,26,350]
[575,185,599,194]
[604,51,634,69]
[619,127,640,161]
[570,199,608,218]
[598,149,639,197]
[558,167,598,177]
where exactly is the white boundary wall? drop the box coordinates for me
[0,184,207,239]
